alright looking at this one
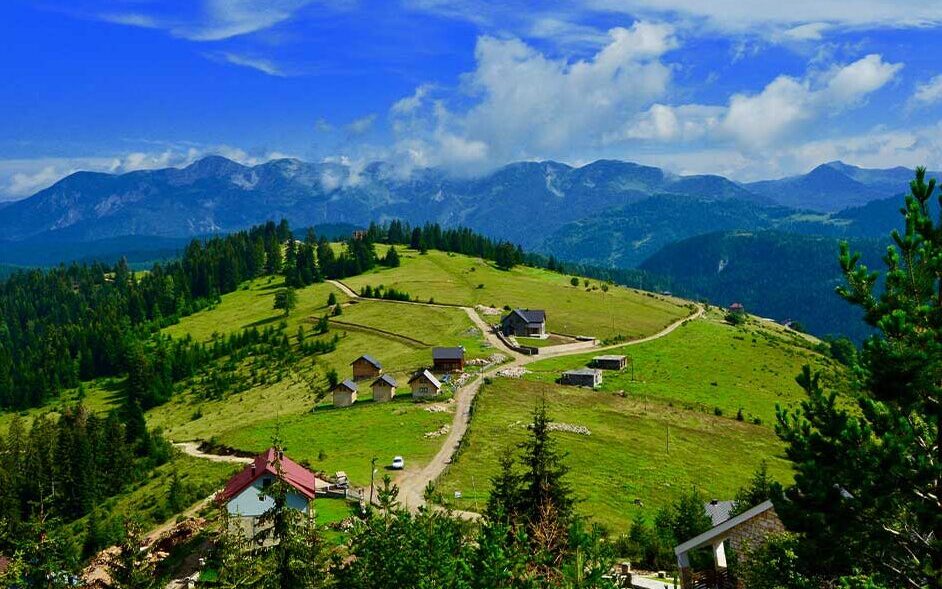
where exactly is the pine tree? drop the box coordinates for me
[775,167,942,588]
[274,288,298,317]
[382,246,401,268]
[109,519,156,589]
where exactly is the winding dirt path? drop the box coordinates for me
[184,279,703,516]
[392,302,704,513]
[173,441,252,464]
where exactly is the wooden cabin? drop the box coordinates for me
[332,379,358,408]
[351,354,382,380]
[432,347,464,372]
[500,309,547,338]
[371,374,397,403]
[409,370,442,400]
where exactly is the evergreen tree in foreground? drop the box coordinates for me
[775,167,942,588]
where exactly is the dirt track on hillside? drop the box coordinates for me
[181,280,703,518]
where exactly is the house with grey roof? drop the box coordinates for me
[332,379,358,408]
[351,354,382,380]
[500,309,547,338]
[371,374,397,403]
[560,367,602,388]
[432,347,464,372]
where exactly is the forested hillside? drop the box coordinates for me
[639,231,885,341]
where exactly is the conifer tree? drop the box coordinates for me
[775,167,942,588]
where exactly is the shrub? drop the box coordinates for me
[714,407,723,416]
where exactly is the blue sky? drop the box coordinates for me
[3,0,942,199]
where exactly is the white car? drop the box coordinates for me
[391,456,405,470]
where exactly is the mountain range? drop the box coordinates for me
[1,155,935,339]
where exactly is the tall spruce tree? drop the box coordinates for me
[775,167,942,588]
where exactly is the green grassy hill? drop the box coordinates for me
[0,246,843,543]
[435,310,841,530]
[344,248,691,340]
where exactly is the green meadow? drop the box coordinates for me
[343,248,693,340]
[436,377,792,531]
[217,396,453,486]
[525,310,838,423]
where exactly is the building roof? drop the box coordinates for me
[704,500,736,526]
[351,354,382,369]
[372,374,397,387]
[432,346,464,360]
[729,302,744,310]
[503,308,546,325]
[334,378,357,393]
[563,368,601,377]
[674,500,774,556]
[217,448,318,503]
[593,355,627,362]
[409,369,442,389]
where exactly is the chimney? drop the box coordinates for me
[710,499,719,505]
[251,463,257,476]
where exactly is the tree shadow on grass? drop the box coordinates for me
[243,314,283,329]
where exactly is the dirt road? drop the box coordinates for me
[191,279,704,515]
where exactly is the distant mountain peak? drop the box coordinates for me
[183,155,246,178]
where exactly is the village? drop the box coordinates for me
[177,297,783,589]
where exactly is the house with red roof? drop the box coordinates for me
[217,448,318,537]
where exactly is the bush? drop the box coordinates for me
[714,406,723,416]
[570,277,579,287]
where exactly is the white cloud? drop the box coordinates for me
[910,74,942,108]
[780,22,830,41]
[209,52,288,77]
[587,0,942,33]
[98,12,161,29]
[5,166,72,198]
[385,22,677,172]
[100,0,317,41]
[345,114,378,135]
[0,146,291,200]
[463,23,674,161]
[391,84,434,115]
[821,54,903,105]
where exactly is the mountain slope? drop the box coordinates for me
[639,230,885,341]
[538,194,789,268]
[0,156,772,246]
[744,161,938,212]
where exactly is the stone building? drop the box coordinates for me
[674,500,785,588]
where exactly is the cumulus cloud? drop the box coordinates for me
[388,22,676,171]
[910,74,942,108]
[619,54,902,149]
[391,84,434,115]
[345,114,378,135]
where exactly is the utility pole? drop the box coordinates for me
[369,456,377,506]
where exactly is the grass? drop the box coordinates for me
[524,310,838,423]
[68,453,239,538]
[163,277,347,343]
[435,378,792,531]
[343,248,692,340]
[149,275,486,443]
[334,299,492,359]
[216,396,453,486]
[516,335,572,348]
[0,378,124,433]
